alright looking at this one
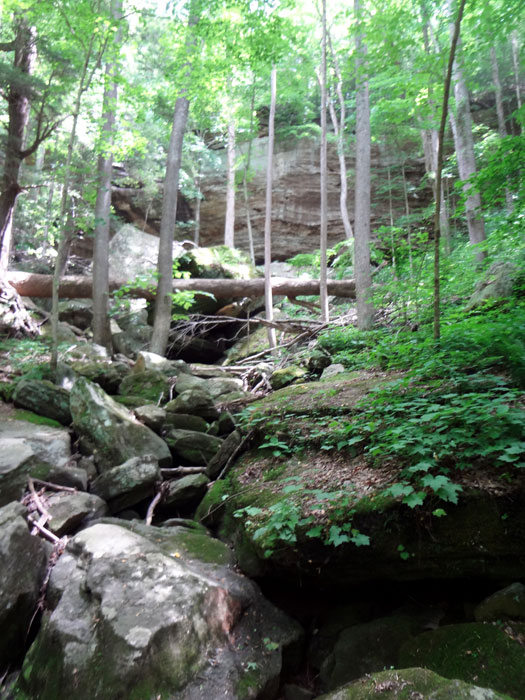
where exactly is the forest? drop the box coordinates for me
[1,0,525,698]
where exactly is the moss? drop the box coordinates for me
[316,667,514,699]
[13,409,62,428]
[236,669,262,698]
[175,528,232,565]
[399,622,525,699]
[112,395,149,409]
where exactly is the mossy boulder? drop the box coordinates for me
[91,456,160,512]
[118,369,172,404]
[165,429,223,465]
[165,388,219,421]
[317,667,513,699]
[61,343,129,393]
[399,622,525,699]
[474,582,525,622]
[13,378,71,425]
[70,377,172,472]
[163,412,209,433]
[164,473,210,509]
[270,365,308,389]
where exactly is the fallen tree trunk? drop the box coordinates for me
[6,271,356,300]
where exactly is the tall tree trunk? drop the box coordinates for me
[433,0,467,340]
[490,46,514,213]
[510,31,522,111]
[0,18,37,276]
[243,85,256,264]
[193,170,202,246]
[92,0,123,349]
[354,0,373,330]
[448,0,485,257]
[327,34,353,241]
[150,0,199,356]
[224,116,236,248]
[319,0,329,322]
[264,66,277,351]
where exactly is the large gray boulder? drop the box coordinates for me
[165,429,223,465]
[91,456,160,512]
[108,224,185,282]
[0,502,48,672]
[70,377,172,472]
[18,521,302,700]
[0,420,71,507]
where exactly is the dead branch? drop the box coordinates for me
[160,467,206,476]
[31,478,77,493]
[145,481,170,526]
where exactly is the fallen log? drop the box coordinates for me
[6,271,356,300]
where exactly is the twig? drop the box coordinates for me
[31,479,77,493]
[28,478,52,521]
[145,481,170,526]
[28,515,60,543]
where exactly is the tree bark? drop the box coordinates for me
[490,46,513,213]
[6,271,356,301]
[510,31,522,111]
[0,18,37,276]
[92,0,123,349]
[150,0,198,356]
[448,0,485,256]
[264,67,277,350]
[354,0,373,330]
[224,116,236,248]
[319,0,329,323]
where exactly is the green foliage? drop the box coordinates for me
[234,477,369,558]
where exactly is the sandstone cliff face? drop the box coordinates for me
[110,136,431,264]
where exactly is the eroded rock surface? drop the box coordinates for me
[18,522,302,700]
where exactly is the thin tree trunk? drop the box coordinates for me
[448,0,485,257]
[327,33,353,241]
[0,18,37,276]
[490,46,513,213]
[243,85,256,264]
[264,66,277,351]
[510,31,522,111]
[319,0,329,323]
[354,0,373,330]
[193,170,202,246]
[224,115,236,248]
[150,0,198,356]
[434,0,467,340]
[92,0,123,349]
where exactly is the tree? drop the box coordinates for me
[354,0,373,330]
[92,0,124,349]
[448,0,485,258]
[150,0,199,356]
[0,16,39,275]
[319,0,329,323]
[264,65,277,351]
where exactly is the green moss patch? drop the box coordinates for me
[12,409,62,428]
[399,622,525,699]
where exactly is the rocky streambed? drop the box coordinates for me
[1,341,525,699]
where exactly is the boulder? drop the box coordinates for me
[70,377,172,472]
[319,614,419,691]
[133,351,190,376]
[320,364,347,380]
[174,372,209,395]
[165,429,223,465]
[207,376,244,399]
[467,261,520,309]
[316,667,512,699]
[206,429,242,479]
[0,501,48,672]
[165,388,219,422]
[91,456,160,512]
[399,622,525,699]
[163,412,209,433]
[164,473,210,509]
[270,365,307,390]
[0,420,71,507]
[133,404,167,433]
[46,491,108,537]
[13,378,71,425]
[108,223,184,281]
[61,343,129,393]
[58,299,93,330]
[118,369,172,405]
[474,582,525,622]
[18,521,302,700]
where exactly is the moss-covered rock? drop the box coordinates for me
[165,388,219,421]
[399,622,525,699]
[13,378,71,425]
[270,365,308,390]
[70,377,172,472]
[118,368,172,404]
[164,473,210,509]
[165,429,223,465]
[316,667,513,699]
